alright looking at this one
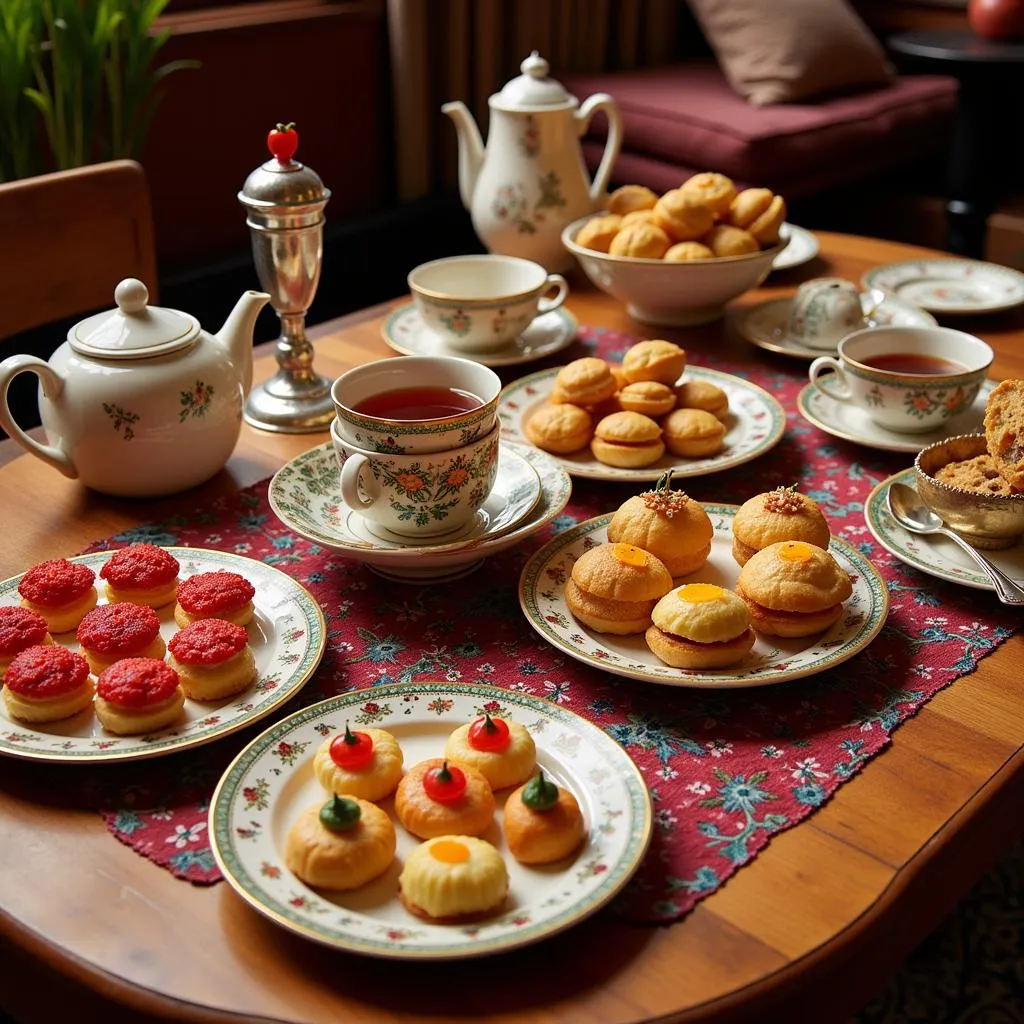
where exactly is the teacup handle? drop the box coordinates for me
[808,356,852,400]
[537,274,569,314]
[340,453,379,511]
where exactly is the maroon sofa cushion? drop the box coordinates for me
[563,62,957,199]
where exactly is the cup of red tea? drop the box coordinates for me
[808,325,992,433]
[331,356,501,454]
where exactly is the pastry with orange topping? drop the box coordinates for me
[590,411,665,468]
[76,602,166,675]
[313,724,404,802]
[0,607,53,677]
[17,558,98,634]
[398,835,508,921]
[731,486,831,566]
[736,541,852,637]
[174,571,256,627]
[646,583,755,669]
[100,545,180,608]
[394,758,496,840]
[504,770,586,865]
[2,645,94,723]
[444,714,536,790]
[94,657,186,735]
[167,618,256,700]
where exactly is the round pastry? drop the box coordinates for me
[576,214,624,253]
[617,381,677,418]
[504,770,586,865]
[2,645,94,723]
[551,357,618,407]
[174,571,256,627]
[731,486,831,567]
[166,618,256,700]
[674,379,729,421]
[622,340,686,385]
[398,835,508,921]
[620,209,657,229]
[661,408,726,458]
[983,378,1024,491]
[591,411,665,468]
[444,714,536,790]
[394,759,495,840]
[651,188,715,242]
[728,187,774,229]
[100,545,180,608]
[646,583,755,669]
[76,602,166,675]
[664,241,714,261]
[0,607,53,676]
[285,795,396,891]
[747,194,787,245]
[679,171,737,220]
[17,558,98,634]
[94,657,186,735]
[565,541,673,634]
[313,724,404,802]
[605,183,658,216]
[524,402,594,454]
[606,471,713,576]
[608,222,671,260]
[702,224,759,258]
[736,541,853,637]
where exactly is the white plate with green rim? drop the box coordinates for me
[499,365,786,482]
[772,223,820,272]
[518,509,889,689]
[209,682,653,960]
[865,469,1024,591]
[382,302,579,367]
[0,548,326,763]
[862,258,1024,315]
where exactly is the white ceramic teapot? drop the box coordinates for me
[0,279,270,497]
[443,52,622,274]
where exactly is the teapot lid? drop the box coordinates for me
[71,279,199,359]
[494,52,573,110]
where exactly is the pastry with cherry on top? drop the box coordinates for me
[504,770,586,865]
[394,758,495,840]
[0,606,53,677]
[443,713,536,790]
[167,618,256,700]
[2,645,94,723]
[174,571,256,628]
[398,835,508,921]
[17,558,98,634]
[313,724,404,802]
[94,657,185,735]
[76,602,166,675]
[100,544,180,608]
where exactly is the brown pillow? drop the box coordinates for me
[687,0,894,106]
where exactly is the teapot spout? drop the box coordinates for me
[441,100,484,210]
[215,290,271,396]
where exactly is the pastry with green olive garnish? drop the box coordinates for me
[313,723,404,802]
[443,714,536,790]
[503,770,586,865]
[394,758,495,840]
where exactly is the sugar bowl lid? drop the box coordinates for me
[494,52,573,109]
[71,279,199,359]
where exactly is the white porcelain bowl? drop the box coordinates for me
[561,214,784,326]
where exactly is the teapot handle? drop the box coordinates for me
[576,93,623,205]
[0,355,77,479]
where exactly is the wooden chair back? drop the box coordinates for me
[0,160,158,339]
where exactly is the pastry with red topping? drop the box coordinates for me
[2,645,94,723]
[313,724,404,801]
[99,544,180,608]
[94,657,185,735]
[174,570,256,628]
[443,714,536,790]
[504,770,586,865]
[167,618,256,700]
[76,602,166,675]
[0,607,54,677]
[17,558,98,633]
[394,758,495,840]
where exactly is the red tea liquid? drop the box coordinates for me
[862,353,968,375]
[353,386,483,420]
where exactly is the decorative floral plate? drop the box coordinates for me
[518,510,889,689]
[797,376,993,454]
[499,366,786,482]
[381,302,579,367]
[772,223,820,272]
[209,682,653,959]
[0,549,326,763]
[862,258,1024,314]
[865,469,1024,591]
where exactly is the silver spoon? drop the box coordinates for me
[887,482,1024,605]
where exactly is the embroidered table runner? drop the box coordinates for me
[82,326,1019,923]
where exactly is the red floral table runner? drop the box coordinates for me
[83,326,1019,924]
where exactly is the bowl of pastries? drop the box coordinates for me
[562,173,786,327]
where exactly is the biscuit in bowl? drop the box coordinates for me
[608,222,671,260]
[679,172,737,220]
[575,214,624,253]
[622,340,686,385]
[605,184,659,216]
[591,411,665,468]
[731,486,831,566]
[504,770,586,865]
[702,224,759,258]
[664,241,714,262]
[646,583,755,669]
[728,188,774,229]
[661,408,726,458]
[525,402,593,454]
[652,188,715,243]
[551,357,618,407]
[398,835,508,921]
[748,194,787,245]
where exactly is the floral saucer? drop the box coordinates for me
[864,469,1024,592]
[267,441,571,582]
[862,258,1024,314]
[381,302,579,367]
[518,510,888,689]
[797,376,993,454]
[772,223,820,272]
[735,291,936,360]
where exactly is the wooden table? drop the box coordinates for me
[1,232,1023,1024]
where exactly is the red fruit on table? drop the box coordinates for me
[266,122,299,162]
[968,0,1024,38]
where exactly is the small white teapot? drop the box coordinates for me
[0,279,270,497]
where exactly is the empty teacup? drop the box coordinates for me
[408,254,568,353]
[808,325,993,433]
[787,277,865,350]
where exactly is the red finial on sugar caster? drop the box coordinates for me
[267,122,299,163]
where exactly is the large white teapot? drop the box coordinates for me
[443,52,622,274]
[0,279,270,497]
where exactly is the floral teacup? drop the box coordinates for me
[787,277,865,350]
